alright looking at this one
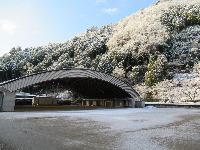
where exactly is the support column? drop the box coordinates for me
[86,101,89,106]
[81,101,84,106]
[0,87,16,112]
[128,98,135,108]
[135,100,145,108]
[93,101,97,106]
[0,92,3,111]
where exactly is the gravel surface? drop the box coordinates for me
[0,108,199,150]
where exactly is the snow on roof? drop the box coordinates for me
[16,92,36,97]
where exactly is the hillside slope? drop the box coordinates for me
[0,0,200,102]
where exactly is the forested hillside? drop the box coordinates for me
[0,25,114,81]
[1,0,200,102]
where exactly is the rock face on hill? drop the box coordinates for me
[0,0,200,102]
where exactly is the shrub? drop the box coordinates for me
[145,55,168,86]
[129,65,147,84]
[144,91,159,102]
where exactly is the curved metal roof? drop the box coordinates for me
[0,68,140,100]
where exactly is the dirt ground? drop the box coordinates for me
[0,108,199,150]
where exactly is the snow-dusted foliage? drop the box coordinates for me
[103,0,200,80]
[193,61,200,73]
[0,25,114,81]
[161,2,200,31]
[1,0,200,104]
[135,73,200,103]
[47,25,114,70]
[112,66,125,77]
[145,55,168,86]
[129,65,147,84]
[107,1,171,57]
[0,47,27,80]
[97,52,117,74]
[170,25,200,62]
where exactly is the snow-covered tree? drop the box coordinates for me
[145,55,168,86]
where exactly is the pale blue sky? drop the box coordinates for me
[0,0,155,55]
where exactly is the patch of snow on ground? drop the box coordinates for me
[1,108,198,131]
[173,73,199,81]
